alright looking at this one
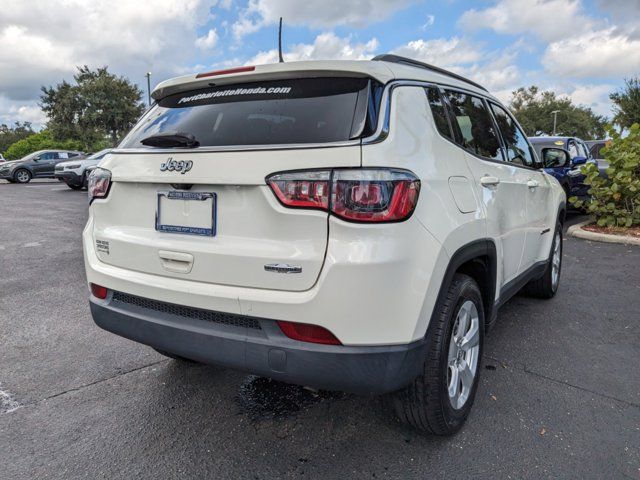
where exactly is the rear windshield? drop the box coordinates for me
[119,77,382,149]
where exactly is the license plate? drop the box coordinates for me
[156,191,216,236]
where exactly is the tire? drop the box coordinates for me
[67,183,83,191]
[152,348,197,363]
[14,168,32,184]
[524,222,563,299]
[392,273,484,435]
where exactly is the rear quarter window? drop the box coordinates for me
[120,77,381,148]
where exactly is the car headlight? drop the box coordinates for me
[65,164,81,169]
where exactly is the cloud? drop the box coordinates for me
[233,0,414,38]
[195,29,219,50]
[246,32,379,64]
[542,27,640,78]
[0,97,47,128]
[421,15,435,30]
[459,0,595,42]
[0,0,223,103]
[392,37,484,67]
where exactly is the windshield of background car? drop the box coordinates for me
[119,77,383,149]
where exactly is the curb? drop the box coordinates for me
[567,219,640,246]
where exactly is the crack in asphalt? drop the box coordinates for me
[18,359,170,409]
[486,355,640,409]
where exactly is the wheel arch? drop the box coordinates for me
[427,239,498,338]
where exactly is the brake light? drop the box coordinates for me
[88,168,111,203]
[266,169,420,222]
[90,283,108,299]
[195,66,255,78]
[277,321,342,345]
[267,170,330,210]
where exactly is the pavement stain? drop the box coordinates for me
[235,376,346,422]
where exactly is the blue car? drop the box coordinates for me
[528,136,597,203]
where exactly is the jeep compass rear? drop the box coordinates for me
[85,58,565,434]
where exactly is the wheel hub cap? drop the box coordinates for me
[447,300,480,410]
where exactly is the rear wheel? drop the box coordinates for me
[67,182,83,191]
[524,222,563,298]
[392,273,484,435]
[14,169,32,184]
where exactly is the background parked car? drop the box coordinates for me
[528,136,596,203]
[0,149,84,184]
[55,148,113,190]
[586,139,611,173]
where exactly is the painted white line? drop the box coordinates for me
[22,241,41,248]
[0,383,20,414]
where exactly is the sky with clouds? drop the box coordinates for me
[0,0,639,129]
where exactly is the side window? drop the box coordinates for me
[41,152,55,160]
[442,90,502,160]
[579,141,590,158]
[489,103,535,168]
[424,87,453,141]
[59,152,69,159]
[568,141,579,159]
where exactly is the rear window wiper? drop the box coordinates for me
[141,132,200,148]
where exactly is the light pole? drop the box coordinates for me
[551,110,560,135]
[145,72,152,107]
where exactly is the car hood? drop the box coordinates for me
[0,159,26,169]
[56,158,100,168]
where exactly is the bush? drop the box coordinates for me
[4,130,85,160]
[570,124,640,227]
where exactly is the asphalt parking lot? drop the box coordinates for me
[1,180,639,479]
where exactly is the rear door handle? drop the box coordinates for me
[480,176,500,187]
[527,179,540,189]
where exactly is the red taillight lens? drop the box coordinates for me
[90,283,108,299]
[266,168,420,223]
[267,170,330,210]
[276,321,342,345]
[88,168,111,203]
[331,169,420,222]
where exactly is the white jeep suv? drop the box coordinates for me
[84,55,565,435]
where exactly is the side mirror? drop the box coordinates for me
[541,147,570,168]
[571,156,587,167]
[32,156,41,162]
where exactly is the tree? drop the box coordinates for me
[0,122,35,155]
[610,77,640,132]
[4,130,84,160]
[40,66,145,149]
[509,86,607,139]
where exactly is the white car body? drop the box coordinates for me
[83,57,565,432]
[55,149,112,188]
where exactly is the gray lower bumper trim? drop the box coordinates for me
[90,299,427,395]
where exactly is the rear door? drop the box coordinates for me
[489,103,551,268]
[442,89,528,284]
[90,77,378,292]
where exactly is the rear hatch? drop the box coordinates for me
[90,76,382,291]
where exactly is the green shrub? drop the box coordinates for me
[570,124,640,227]
[4,130,84,160]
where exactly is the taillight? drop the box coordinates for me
[266,168,420,223]
[90,283,108,299]
[88,168,111,203]
[277,321,342,345]
[267,170,330,210]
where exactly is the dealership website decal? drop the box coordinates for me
[178,86,292,104]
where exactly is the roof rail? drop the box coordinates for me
[372,54,488,92]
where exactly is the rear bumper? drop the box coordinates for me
[90,294,427,395]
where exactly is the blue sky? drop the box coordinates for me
[1,0,639,127]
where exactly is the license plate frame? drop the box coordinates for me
[155,191,217,237]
